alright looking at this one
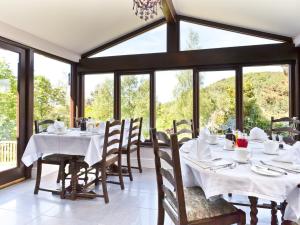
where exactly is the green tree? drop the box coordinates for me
[0,59,17,140]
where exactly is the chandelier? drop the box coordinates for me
[133,0,162,21]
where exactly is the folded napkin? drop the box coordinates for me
[183,136,211,161]
[199,127,211,139]
[47,121,65,133]
[273,141,300,165]
[249,127,268,141]
[54,121,65,130]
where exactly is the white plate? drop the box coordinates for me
[233,158,249,164]
[251,165,282,177]
[263,150,279,155]
[207,141,218,145]
[223,146,234,151]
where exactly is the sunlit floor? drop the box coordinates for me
[0,168,281,225]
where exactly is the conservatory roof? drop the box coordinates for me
[0,0,299,62]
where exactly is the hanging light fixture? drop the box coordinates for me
[133,0,162,21]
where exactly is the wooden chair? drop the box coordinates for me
[156,131,171,147]
[270,117,300,145]
[34,120,71,198]
[150,128,246,225]
[74,120,125,203]
[173,119,195,145]
[121,117,143,181]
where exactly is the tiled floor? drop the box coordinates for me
[0,168,281,225]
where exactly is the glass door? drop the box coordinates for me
[0,44,26,186]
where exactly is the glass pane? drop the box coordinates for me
[0,48,19,172]
[121,74,150,139]
[156,70,193,132]
[85,74,114,121]
[90,24,166,57]
[243,65,289,133]
[180,21,281,51]
[34,53,71,126]
[199,71,236,133]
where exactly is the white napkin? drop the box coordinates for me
[46,124,55,133]
[199,127,211,139]
[273,141,300,165]
[249,127,268,141]
[53,121,65,130]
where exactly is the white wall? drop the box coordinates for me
[0,21,80,62]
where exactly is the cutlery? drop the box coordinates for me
[256,164,288,175]
[260,161,300,174]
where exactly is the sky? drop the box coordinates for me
[1,21,285,104]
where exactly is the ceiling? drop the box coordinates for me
[0,0,299,62]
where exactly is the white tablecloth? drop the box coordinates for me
[180,138,300,223]
[22,131,105,167]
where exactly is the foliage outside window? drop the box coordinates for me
[34,53,71,126]
[243,65,289,133]
[121,75,150,138]
[85,74,114,121]
[156,70,193,133]
[0,48,18,171]
[199,71,236,133]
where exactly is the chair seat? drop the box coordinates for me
[184,187,237,222]
[42,154,72,162]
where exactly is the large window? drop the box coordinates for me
[180,21,281,51]
[155,70,193,132]
[85,74,114,121]
[121,74,150,138]
[34,53,71,125]
[0,48,19,172]
[199,70,236,133]
[243,65,289,132]
[90,24,167,57]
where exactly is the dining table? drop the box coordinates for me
[21,121,145,199]
[179,137,300,225]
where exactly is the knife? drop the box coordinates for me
[260,161,300,174]
[256,164,288,175]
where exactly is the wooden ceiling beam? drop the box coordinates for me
[161,0,177,23]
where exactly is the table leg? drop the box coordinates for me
[70,159,77,200]
[280,201,287,222]
[249,196,258,225]
[271,201,279,225]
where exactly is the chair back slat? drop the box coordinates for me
[158,150,173,167]
[126,117,143,149]
[156,131,171,146]
[270,116,300,145]
[102,120,124,161]
[173,119,195,145]
[177,129,193,135]
[160,168,176,187]
[34,120,54,133]
[108,129,121,138]
[151,128,188,225]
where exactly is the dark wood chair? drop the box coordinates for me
[121,117,143,181]
[74,119,125,203]
[34,120,71,198]
[173,119,195,145]
[270,117,300,145]
[150,128,246,225]
[156,131,171,147]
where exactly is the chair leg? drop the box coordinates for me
[84,167,88,185]
[118,154,125,190]
[95,167,99,186]
[101,167,109,203]
[157,201,165,225]
[127,152,133,181]
[56,164,62,183]
[34,159,42,194]
[238,210,246,225]
[137,146,142,173]
[60,161,66,199]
